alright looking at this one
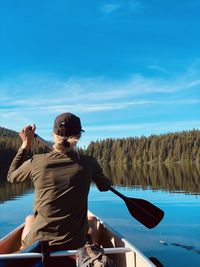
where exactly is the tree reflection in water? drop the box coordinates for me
[0,163,200,203]
[102,163,200,195]
[0,167,33,204]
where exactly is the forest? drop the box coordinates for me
[1,127,199,201]
[0,127,49,202]
[0,127,49,175]
[1,127,200,168]
[85,129,200,164]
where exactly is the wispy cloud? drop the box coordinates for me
[86,120,200,132]
[0,67,199,141]
[0,100,153,117]
[128,0,144,11]
[1,97,199,117]
[148,65,167,74]
[0,69,200,114]
[100,0,143,14]
[101,4,122,14]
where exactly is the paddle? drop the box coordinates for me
[149,257,164,267]
[110,187,164,229]
[34,133,164,229]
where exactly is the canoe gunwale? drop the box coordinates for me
[0,247,132,260]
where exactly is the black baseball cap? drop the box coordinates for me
[53,112,84,137]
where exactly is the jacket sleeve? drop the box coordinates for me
[7,148,32,183]
[92,158,111,191]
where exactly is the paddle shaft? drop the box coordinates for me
[109,187,127,200]
[34,133,52,150]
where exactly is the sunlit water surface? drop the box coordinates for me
[0,185,200,267]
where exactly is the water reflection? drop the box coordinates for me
[0,181,33,204]
[0,163,200,204]
[160,240,200,255]
[102,163,200,195]
[0,168,33,204]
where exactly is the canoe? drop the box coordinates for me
[0,211,156,267]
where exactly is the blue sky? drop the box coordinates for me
[0,0,200,147]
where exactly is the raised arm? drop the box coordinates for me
[7,124,36,183]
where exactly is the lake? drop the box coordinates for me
[0,163,200,267]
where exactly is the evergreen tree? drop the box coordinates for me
[86,129,200,164]
[0,126,49,179]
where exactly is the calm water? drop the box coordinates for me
[0,163,200,267]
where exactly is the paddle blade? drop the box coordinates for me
[124,196,164,228]
[110,187,164,228]
[149,257,164,267]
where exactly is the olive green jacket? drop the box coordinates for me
[7,148,111,249]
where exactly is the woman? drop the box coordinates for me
[7,112,111,251]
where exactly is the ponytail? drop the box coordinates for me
[52,133,81,153]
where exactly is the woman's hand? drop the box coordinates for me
[19,124,36,150]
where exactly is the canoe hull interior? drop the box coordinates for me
[0,213,155,267]
[0,225,23,254]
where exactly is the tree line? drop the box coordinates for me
[1,127,199,200]
[1,127,200,168]
[86,129,200,164]
[0,127,49,177]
